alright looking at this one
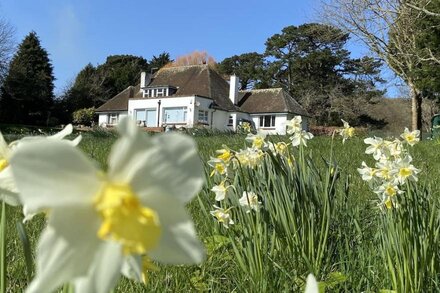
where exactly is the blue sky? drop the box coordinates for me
[1,0,399,96]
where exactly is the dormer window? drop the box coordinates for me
[143,86,176,98]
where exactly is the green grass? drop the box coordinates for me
[2,130,440,292]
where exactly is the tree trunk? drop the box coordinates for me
[409,82,423,136]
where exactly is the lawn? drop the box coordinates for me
[2,128,440,292]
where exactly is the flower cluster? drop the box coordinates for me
[208,116,313,227]
[3,118,205,293]
[357,128,421,209]
[338,119,355,143]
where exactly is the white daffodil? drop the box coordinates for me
[304,273,319,293]
[0,124,81,207]
[10,118,205,293]
[386,139,403,158]
[234,147,264,169]
[286,116,302,135]
[215,146,232,163]
[269,141,289,156]
[211,181,233,201]
[338,119,355,144]
[400,127,420,146]
[210,205,234,228]
[357,161,377,182]
[207,157,228,177]
[245,132,268,150]
[375,159,394,181]
[364,137,384,160]
[391,155,421,184]
[290,130,314,147]
[239,191,261,213]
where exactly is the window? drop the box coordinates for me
[259,115,275,127]
[163,107,187,123]
[198,110,209,124]
[108,113,119,125]
[134,109,157,127]
[228,115,234,127]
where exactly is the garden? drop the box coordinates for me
[1,118,440,292]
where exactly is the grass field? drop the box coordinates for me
[2,129,440,292]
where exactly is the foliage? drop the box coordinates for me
[0,17,15,86]
[72,107,95,126]
[0,31,54,125]
[166,50,216,67]
[149,52,173,71]
[217,52,269,90]
[57,55,149,123]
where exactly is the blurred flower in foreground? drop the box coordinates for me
[0,124,81,207]
[304,274,319,293]
[211,181,233,201]
[286,116,302,134]
[10,118,205,293]
[291,131,314,147]
[338,119,355,143]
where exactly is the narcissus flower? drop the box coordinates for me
[10,118,205,293]
[338,119,355,143]
[211,181,233,201]
[0,124,81,207]
[246,132,268,150]
[286,116,302,134]
[391,155,420,184]
[400,127,420,146]
[239,191,261,213]
[364,137,384,160]
[290,131,314,147]
[210,205,234,228]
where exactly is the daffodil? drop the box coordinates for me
[391,155,420,184]
[286,116,302,134]
[338,119,355,143]
[208,158,228,177]
[290,130,314,147]
[269,141,289,156]
[234,147,264,169]
[215,146,232,163]
[400,127,420,146]
[10,118,205,293]
[364,137,384,160]
[238,191,261,213]
[211,181,233,201]
[0,124,81,207]
[210,205,234,228]
[357,161,377,182]
[246,132,268,150]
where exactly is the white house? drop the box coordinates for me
[96,64,310,134]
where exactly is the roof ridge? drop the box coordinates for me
[239,88,283,92]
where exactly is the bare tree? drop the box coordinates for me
[0,17,15,84]
[320,0,437,132]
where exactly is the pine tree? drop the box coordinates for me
[0,31,54,124]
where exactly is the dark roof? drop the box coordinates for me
[238,88,310,117]
[96,65,240,112]
[95,86,136,112]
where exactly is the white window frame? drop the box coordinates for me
[259,115,276,128]
[108,113,119,125]
[163,107,188,124]
[197,110,209,124]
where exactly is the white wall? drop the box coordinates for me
[128,96,195,128]
[98,112,128,126]
[252,113,305,135]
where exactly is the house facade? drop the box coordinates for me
[96,65,309,135]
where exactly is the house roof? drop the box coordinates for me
[95,86,135,112]
[238,88,310,117]
[96,64,240,112]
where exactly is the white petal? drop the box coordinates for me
[10,140,101,213]
[73,242,123,293]
[121,255,143,282]
[304,274,319,293]
[131,134,204,203]
[0,132,9,158]
[146,195,205,264]
[26,207,101,293]
[49,124,73,140]
[107,119,154,182]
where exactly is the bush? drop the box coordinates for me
[72,107,95,126]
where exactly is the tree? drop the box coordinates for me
[57,55,148,124]
[149,52,173,71]
[167,50,216,67]
[264,23,384,124]
[217,52,268,90]
[321,0,440,132]
[0,31,54,124]
[0,17,15,85]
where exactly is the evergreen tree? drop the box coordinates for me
[0,31,54,124]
